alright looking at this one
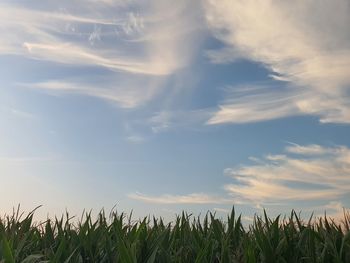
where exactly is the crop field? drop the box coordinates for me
[0,207,349,263]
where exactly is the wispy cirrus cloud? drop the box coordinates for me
[2,0,202,108]
[285,143,337,156]
[149,109,212,133]
[0,1,197,75]
[128,192,232,205]
[207,84,303,124]
[205,0,350,124]
[224,144,350,205]
[130,144,350,217]
[21,75,165,108]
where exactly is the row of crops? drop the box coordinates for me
[0,206,349,262]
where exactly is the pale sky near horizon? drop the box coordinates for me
[1,0,350,221]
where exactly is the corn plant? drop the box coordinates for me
[0,206,349,262]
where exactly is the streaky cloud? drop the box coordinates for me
[1,0,202,108]
[128,192,232,205]
[150,109,213,133]
[0,1,199,75]
[285,143,338,156]
[129,144,350,216]
[224,144,350,205]
[207,84,303,124]
[20,75,165,108]
[205,0,350,124]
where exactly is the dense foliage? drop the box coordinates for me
[0,207,349,262]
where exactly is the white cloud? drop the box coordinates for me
[88,25,101,45]
[205,0,350,124]
[128,192,232,205]
[0,1,199,75]
[22,76,164,108]
[224,144,350,205]
[150,109,212,133]
[285,143,336,156]
[129,144,349,217]
[1,0,202,107]
[120,12,144,36]
[207,85,302,124]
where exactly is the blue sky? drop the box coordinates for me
[1,0,350,221]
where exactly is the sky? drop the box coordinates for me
[1,0,350,222]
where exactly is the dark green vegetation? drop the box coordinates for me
[0,207,350,263]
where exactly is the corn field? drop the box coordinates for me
[0,207,349,262]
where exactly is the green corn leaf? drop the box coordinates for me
[0,236,14,263]
[20,254,44,263]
